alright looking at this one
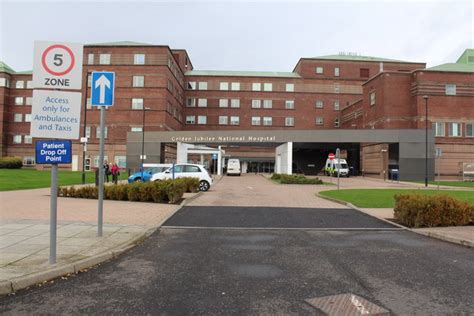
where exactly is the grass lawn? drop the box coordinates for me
[0,169,128,191]
[319,188,474,208]
[420,181,474,188]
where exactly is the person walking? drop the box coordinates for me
[103,161,110,183]
[111,163,120,184]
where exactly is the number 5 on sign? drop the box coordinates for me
[33,41,83,90]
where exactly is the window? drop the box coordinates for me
[87,53,94,65]
[315,117,324,125]
[25,114,32,122]
[114,156,127,168]
[370,92,376,106]
[252,100,261,108]
[263,83,272,91]
[219,116,228,125]
[186,116,196,124]
[99,54,111,65]
[198,82,208,90]
[231,82,240,91]
[132,76,145,87]
[263,100,272,108]
[315,100,324,108]
[23,156,35,165]
[132,98,144,110]
[184,165,200,173]
[285,117,294,126]
[433,122,445,137]
[252,83,261,91]
[251,116,261,125]
[16,80,24,89]
[85,126,91,138]
[0,78,7,87]
[96,126,108,139]
[316,67,323,74]
[24,135,32,144]
[466,123,474,137]
[187,82,197,90]
[131,127,143,132]
[285,100,294,109]
[134,54,145,65]
[26,81,33,89]
[197,98,207,107]
[334,118,340,128]
[15,97,24,105]
[186,98,196,107]
[219,82,229,90]
[13,135,21,144]
[334,67,340,77]
[445,84,456,96]
[14,113,22,122]
[93,156,108,168]
[87,74,92,87]
[230,116,240,125]
[285,83,294,92]
[26,97,32,105]
[360,68,370,78]
[86,98,92,109]
[263,117,272,126]
[197,115,207,124]
[231,99,240,108]
[448,123,461,137]
[334,100,340,110]
[219,99,228,108]
[334,84,340,93]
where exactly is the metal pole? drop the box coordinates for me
[141,107,145,180]
[336,148,340,190]
[424,96,429,187]
[97,106,106,237]
[49,163,58,264]
[437,154,440,190]
[81,73,89,185]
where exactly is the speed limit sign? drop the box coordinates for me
[33,41,83,90]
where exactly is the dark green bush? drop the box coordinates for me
[176,177,200,193]
[58,179,189,204]
[0,157,23,169]
[272,173,323,185]
[394,193,473,228]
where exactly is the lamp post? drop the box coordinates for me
[140,107,151,181]
[81,72,90,185]
[423,95,429,187]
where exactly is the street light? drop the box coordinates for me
[140,106,151,181]
[81,72,90,185]
[423,95,429,187]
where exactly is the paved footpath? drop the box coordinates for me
[0,187,196,295]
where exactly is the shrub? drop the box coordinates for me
[271,173,282,180]
[273,173,323,185]
[139,182,156,202]
[127,183,142,201]
[163,180,186,204]
[394,193,473,228]
[177,177,200,193]
[0,157,23,169]
[151,182,168,203]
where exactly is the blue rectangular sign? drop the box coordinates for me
[91,71,115,107]
[36,140,72,164]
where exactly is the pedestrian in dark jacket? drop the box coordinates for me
[104,161,110,183]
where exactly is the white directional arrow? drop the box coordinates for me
[95,75,111,104]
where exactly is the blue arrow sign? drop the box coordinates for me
[91,71,115,106]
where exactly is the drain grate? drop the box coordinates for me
[305,293,390,315]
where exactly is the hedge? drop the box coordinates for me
[58,177,200,204]
[394,193,474,228]
[0,157,23,169]
[271,173,323,185]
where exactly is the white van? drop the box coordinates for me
[227,159,241,176]
[324,158,350,177]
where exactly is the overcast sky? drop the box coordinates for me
[1,0,472,72]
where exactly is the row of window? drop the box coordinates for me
[315,66,340,77]
[13,113,32,122]
[187,81,295,92]
[184,116,340,127]
[433,122,474,137]
[87,53,145,65]
[13,97,32,105]
[186,98,340,110]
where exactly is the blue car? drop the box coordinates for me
[127,164,172,183]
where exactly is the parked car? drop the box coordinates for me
[226,158,241,176]
[128,164,172,183]
[151,163,213,191]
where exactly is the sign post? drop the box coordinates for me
[32,41,83,264]
[328,153,335,184]
[90,71,115,237]
[336,148,341,190]
[436,147,442,190]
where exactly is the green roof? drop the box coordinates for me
[456,49,474,64]
[425,63,474,73]
[309,54,418,63]
[0,61,15,74]
[87,41,153,46]
[15,70,33,75]
[185,70,301,78]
